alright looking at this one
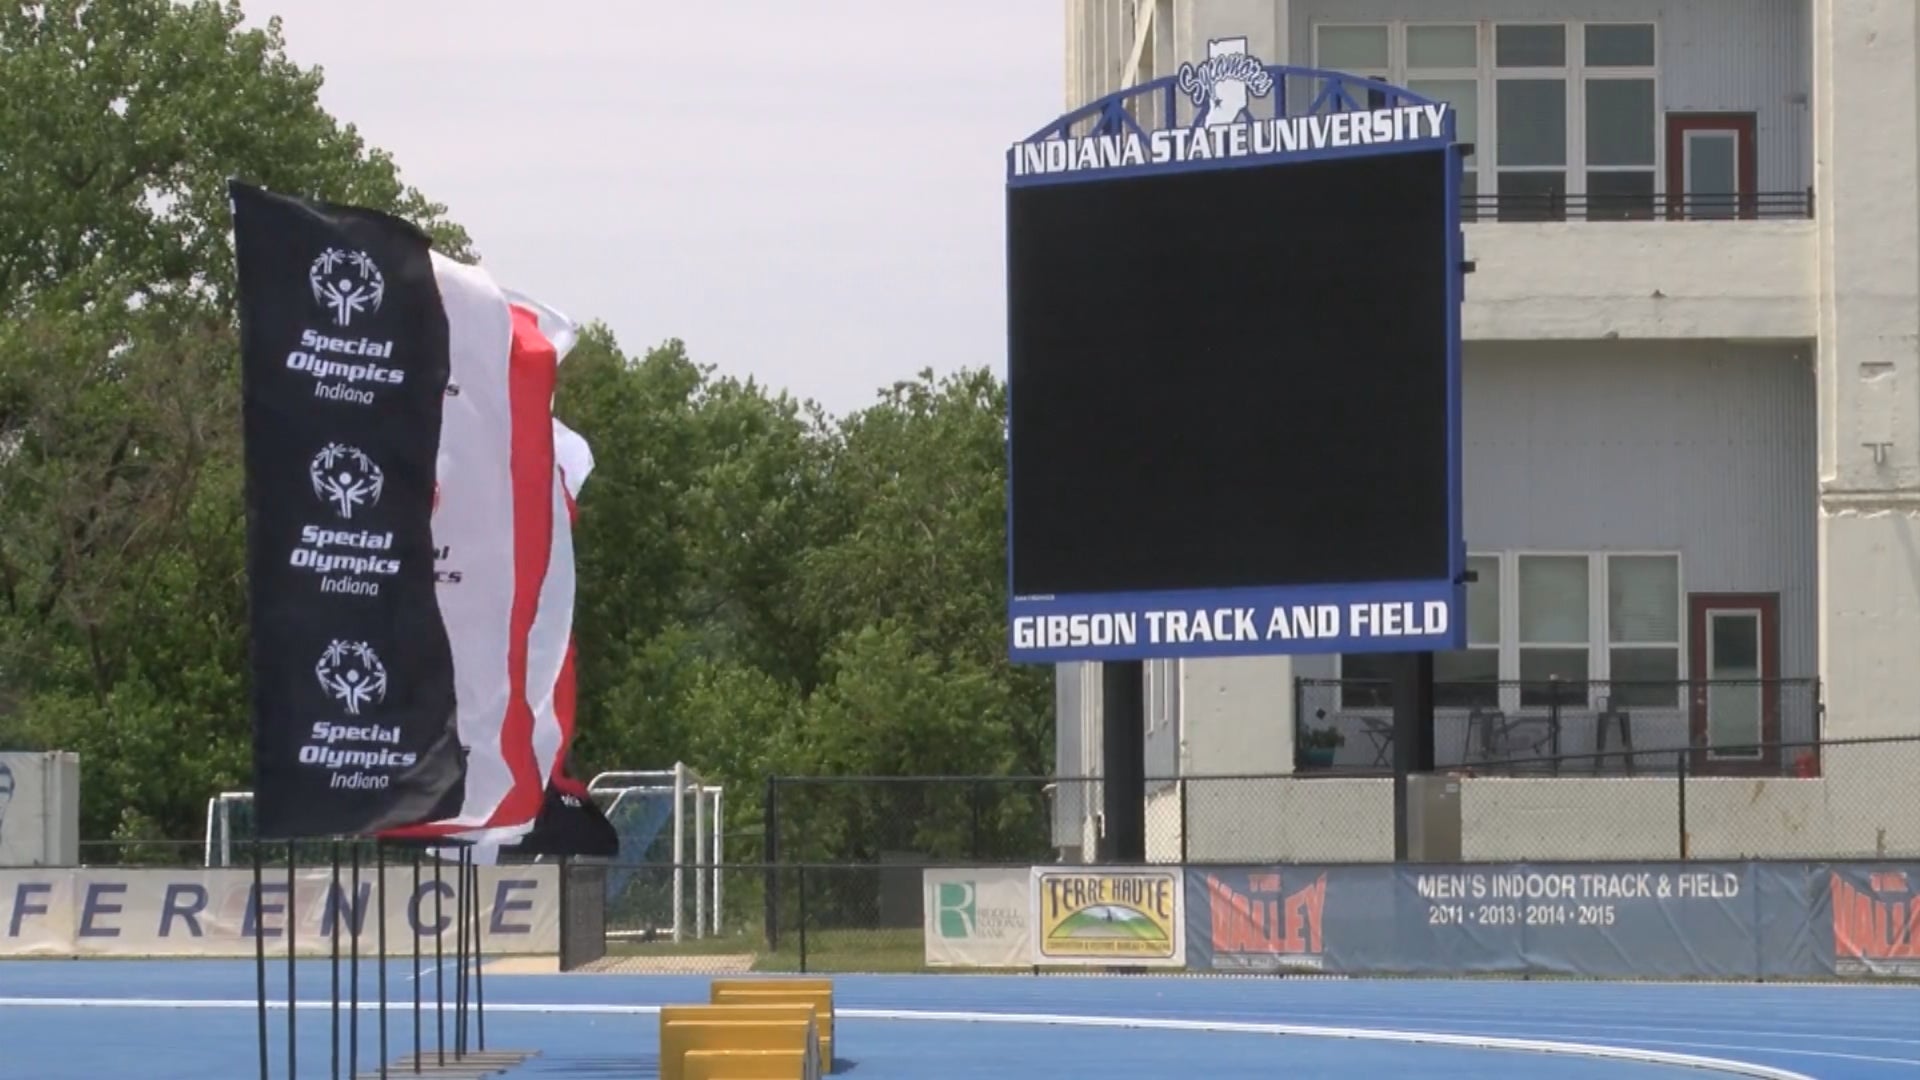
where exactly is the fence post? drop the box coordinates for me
[1179,777,1190,865]
[796,863,809,974]
[1676,752,1689,860]
[970,780,985,861]
[1547,676,1563,770]
[763,776,780,952]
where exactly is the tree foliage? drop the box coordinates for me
[0,2,1049,852]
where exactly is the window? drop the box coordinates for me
[1518,554,1589,704]
[1607,554,1680,706]
[1405,25,1480,216]
[1338,551,1685,712]
[1582,24,1658,219]
[1494,26,1568,221]
[1314,25,1393,110]
[1310,20,1659,221]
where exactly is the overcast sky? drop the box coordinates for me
[247,0,1064,416]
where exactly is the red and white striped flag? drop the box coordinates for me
[382,259,578,846]
[408,291,592,859]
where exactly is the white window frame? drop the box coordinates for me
[1403,23,1482,203]
[1309,19,1662,208]
[1602,550,1686,706]
[1311,23,1393,105]
[1577,22,1662,213]
[1335,549,1685,710]
[1512,550,1596,701]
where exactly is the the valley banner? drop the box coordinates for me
[231,181,466,838]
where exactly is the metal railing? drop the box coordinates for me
[1462,189,1814,222]
[1295,676,1822,777]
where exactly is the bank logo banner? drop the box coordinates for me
[1030,866,1186,966]
[922,868,1031,968]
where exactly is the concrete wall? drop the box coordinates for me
[1463,222,1816,342]
[1175,778,1397,863]
[1463,736,1920,860]
[1814,0,1920,741]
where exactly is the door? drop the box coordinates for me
[1688,593,1779,773]
[1666,113,1758,220]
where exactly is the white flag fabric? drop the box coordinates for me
[419,297,592,851]
[384,260,561,842]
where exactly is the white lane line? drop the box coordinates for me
[0,997,1817,1079]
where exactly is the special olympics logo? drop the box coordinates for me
[1176,38,1274,128]
[310,443,384,520]
[309,248,385,327]
[315,640,388,716]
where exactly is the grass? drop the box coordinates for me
[606,927,931,973]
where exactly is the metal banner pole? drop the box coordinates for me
[349,843,361,1077]
[331,840,341,1080]
[433,854,445,1067]
[288,843,299,1080]
[377,840,390,1080]
[471,855,485,1051]
[411,848,422,1075]
[254,839,269,1080]
[454,847,468,1059]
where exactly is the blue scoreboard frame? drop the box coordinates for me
[1004,50,1467,665]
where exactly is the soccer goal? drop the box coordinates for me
[587,763,724,943]
[203,762,726,943]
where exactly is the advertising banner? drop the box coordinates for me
[0,865,558,959]
[1822,863,1920,978]
[922,868,1032,968]
[1185,861,1920,980]
[1031,866,1185,966]
[0,752,79,868]
[230,181,466,838]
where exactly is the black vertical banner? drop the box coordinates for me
[231,180,465,838]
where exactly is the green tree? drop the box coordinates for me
[800,368,1051,772]
[0,0,469,841]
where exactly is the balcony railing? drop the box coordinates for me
[1294,677,1823,778]
[1463,189,1815,223]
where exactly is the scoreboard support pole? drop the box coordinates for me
[1099,660,1148,863]
[1390,652,1438,861]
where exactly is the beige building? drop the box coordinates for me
[1050,0,1920,863]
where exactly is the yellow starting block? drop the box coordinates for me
[659,1005,821,1080]
[682,1048,813,1080]
[708,978,836,1072]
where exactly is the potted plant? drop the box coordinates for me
[1299,724,1344,769]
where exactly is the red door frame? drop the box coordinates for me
[1687,592,1780,775]
[1665,113,1759,220]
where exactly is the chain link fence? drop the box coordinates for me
[1294,676,1823,775]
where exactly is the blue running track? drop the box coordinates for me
[1,960,1915,1078]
